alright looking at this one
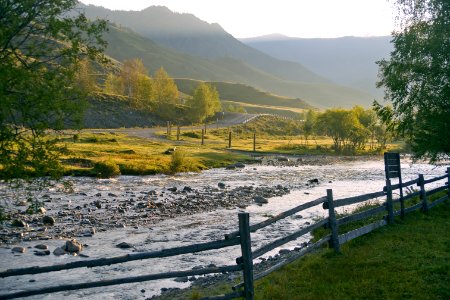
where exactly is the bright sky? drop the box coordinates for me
[80,0,396,38]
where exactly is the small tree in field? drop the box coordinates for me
[187,83,222,123]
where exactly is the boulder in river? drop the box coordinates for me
[42,216,55,226]
[116,242,133,249]
[65,239,83,253]
[11,219,27,227]
[12,247,26,253]
[218,182,226,189]
[254,196,268,204]
[53,247,66,256]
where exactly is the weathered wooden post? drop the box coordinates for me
[253,133,256,152]
[385,179,395,224]
[447,167,450,197]
[176,126,180,141]
[166,121,170,136]
[228,130,232,148]
[201,129,205,145]
[418,174,429,213]
[216,118,219,129]
[326,189,340,253]
[238,213,254,300]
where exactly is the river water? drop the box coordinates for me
[0,157,447,299]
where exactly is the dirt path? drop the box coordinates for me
[90,113,262,141]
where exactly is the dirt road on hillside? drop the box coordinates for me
[92,113,262,141]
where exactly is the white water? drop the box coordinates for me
[0,158,447,299]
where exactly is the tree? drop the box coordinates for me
[0,0,107,178]
[375,0,450,161]
[187,83,222,123]
[153,67,179,120]
[302,110,317,145]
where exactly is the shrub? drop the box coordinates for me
[92,160,121,178]
[182,132,200,139]
[168,150,186,174]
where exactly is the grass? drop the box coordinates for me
[155,191,450,300]
[254,193,450,299]
[57,131,253,176]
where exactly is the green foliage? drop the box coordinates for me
[376,0,450,162]
[92,160,121,178]
[153,67,179,120]
[256,201,450,299]
[187,82,222,123]
[168,150,186,174]
[0,0,108,179]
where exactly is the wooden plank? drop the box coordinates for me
[428,195,449,209]
[0,265,242,300]
[423,174,447,184]
[233,235,331,291]
[387,178,418,191]
[331,191,385,208]
[250,219,328,259]
[425,185,448,197]
[337,205,386,226]
[226,196,326,239]
[338,220,387,244]
[253,235,330,281]
[0,237,240,278]
[403,202,423,214]
[402,191,421,201]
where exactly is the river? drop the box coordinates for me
[0,156,447,299]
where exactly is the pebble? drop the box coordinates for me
[34,250,50,256]
[116,242,133,249]
[34,244,48,250]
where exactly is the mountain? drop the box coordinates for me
[241,35,393,97]
[80,4,375,107]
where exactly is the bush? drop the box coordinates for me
[168,150,186,174]
[182,132,200,139]
[92,160,121,178]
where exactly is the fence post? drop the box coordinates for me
[385,179,394,224]
[238,213,254,300]
[447,167,450,198]
[326,189,340,253]
[201,129,205,145]
[228,131,232,148]
[176,126,180,141]
[253,133,256,152]
[418,174,429,213]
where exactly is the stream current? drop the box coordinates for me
[0,157,447,299]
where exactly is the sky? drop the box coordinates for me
[79,0,397,38]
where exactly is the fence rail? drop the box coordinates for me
[1,167,449,300]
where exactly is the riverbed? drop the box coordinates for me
[0,156,447,299]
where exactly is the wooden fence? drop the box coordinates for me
[0,168,449,300]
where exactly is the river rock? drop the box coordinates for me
[11,219,28,227]
[34,250,50,256]
[93,200,102,209]
[35,244,48,250]
[53,247,66,256]
[174,276,189,283]
[183,186,193,192]
[234,162,245,168]
[116,242,133,249]
[38,207,47,214]
[307,178,319,184]
[42,216,55,225]
[65,239,83,253]
[254,196,268,204]
[277,157,289,162]
[167,187,177,192]
[12,247,26,253]
[218,182,226,189]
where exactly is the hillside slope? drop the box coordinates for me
[81,5,374,108]
[242,35,393,97]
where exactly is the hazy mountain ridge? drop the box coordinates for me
[242,35,393,97]
[80,3,375,107]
